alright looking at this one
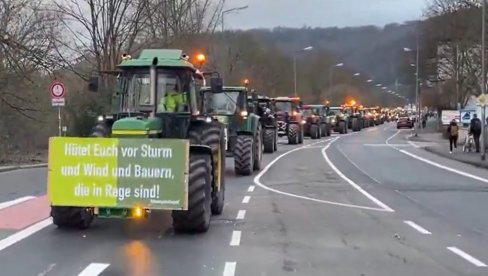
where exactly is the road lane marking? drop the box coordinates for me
[447,247,487,267]
[38,263,56,276]
[242,196,250,204]
[336,146,383,185]
[223,262,237,276]
[399,149,488,184]
[363,144,411,147]
[385,130,404,145]
[408,141,420,148]
[236,210,246,220]
[0,196,35,210]
[247,185,255,192]
[77,263,110,276]
[0,218,52,252]
[404,220,432,234]
[253,137,391,212]
[322,140,395,212]
[230,231,241,246]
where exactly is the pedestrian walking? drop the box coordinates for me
[447,119,459,154]
[469,114,482,153]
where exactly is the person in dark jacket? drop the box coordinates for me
[470,114,482,152]
[447,119,459,153]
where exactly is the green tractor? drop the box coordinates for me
[300,104,332,139]
[247,93,278,153]
[200,86,263,176]
[49,49,227,234]
[328,106,348,134]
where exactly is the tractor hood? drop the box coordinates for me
[111,116,162,137]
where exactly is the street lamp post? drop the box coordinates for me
[329,63,344,91]
[404,41,420,136]
[293,46,313,97]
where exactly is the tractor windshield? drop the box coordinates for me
[122,71,191,113]
[203,91,240,115]
[275,101,292,112]
[301,107,320,117]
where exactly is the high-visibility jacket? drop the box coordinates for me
[158,91,187,112]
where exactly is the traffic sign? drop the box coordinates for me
[50,81,65,107]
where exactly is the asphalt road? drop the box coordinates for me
[1,123,488,275]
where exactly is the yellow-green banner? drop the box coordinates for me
[48,137,189,210]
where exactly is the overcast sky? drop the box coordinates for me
[222,0,429,29]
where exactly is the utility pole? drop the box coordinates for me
[481,0,486,160]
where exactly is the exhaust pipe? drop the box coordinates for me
[150,57,158,117]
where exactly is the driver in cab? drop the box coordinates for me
[158,83,187,112]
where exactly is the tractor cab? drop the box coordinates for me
[88,49,218,138]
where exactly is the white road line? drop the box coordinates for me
[242,196,251,204]
[0,196,36,210]
[223,262,237,276]
[447,247,487,267]
[253,138,391,212]
[230,231,241,246]
[247,185,255,192]
[404,220,432,234]
[408,141,420,148]
[385,130,403,145]
[363,144,411,147]
[0,218,52,252]
[236,210,246,220]
[322,141,395,212]
[77,263,110,276]
[399,149,488,184]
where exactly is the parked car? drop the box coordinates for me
[397,116,414,129]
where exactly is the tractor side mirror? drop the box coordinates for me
[88,73,99,92]
[210,77,223,93]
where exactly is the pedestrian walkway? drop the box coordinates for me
[407,119,488,169]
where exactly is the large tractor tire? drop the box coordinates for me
[234,135,254,176]
[352,118,360,132]
[288,123,299,144]
[320,124,327,137]
[51,207,94,229]
[274,129,278,151]
[253,125,263,171]
[338,121,347,134]
[310,124,320,139]
[263,128,275,153]
[326,125,332,136]
[298,125,304,144]
[188,123,225,215]
[172,153,212,233]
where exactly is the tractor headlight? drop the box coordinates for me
[97,115,104,122]
[240,110,248,117]
[301,119,306,124]
[205,117,212,123]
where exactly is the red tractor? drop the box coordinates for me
[272,96,305,144]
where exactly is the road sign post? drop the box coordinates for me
[50,81,66,137]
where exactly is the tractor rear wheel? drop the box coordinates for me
[234,135,253,176]
[274,129,278,151]
[263,128,275,153]
[188,123,225,215]
[326,125,332,136]
[253,125,263,171]
[352,118,360,132]
[172,153,212,233]
[310,124,319,139]
[51,206,94,229]
[320,124,327,137]
[298,125,304,144]
[339,121,346,134]
[288,124,299,144]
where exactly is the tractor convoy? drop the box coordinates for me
[46,48,388,235]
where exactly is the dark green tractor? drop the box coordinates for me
[50,49,227,234]
[328,106,348,134]
[343,105,363,132]
[300,104,331,139]
[247,93,278,153]
[200,86,263,176]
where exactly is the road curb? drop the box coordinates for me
[0,163,48,173]
[424,146,488,169]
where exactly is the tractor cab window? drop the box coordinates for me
[203,91,239,115]
[275,101,292,112]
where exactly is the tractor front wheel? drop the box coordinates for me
[172,153,212,233]
[51,206,94,229]
[352,118,360,132]
[234,135,254,176]
[288,124,299,144]
[339,121,347,134]
[253,126,263,171]
[310,124,319,139]
[263,128,275,153]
